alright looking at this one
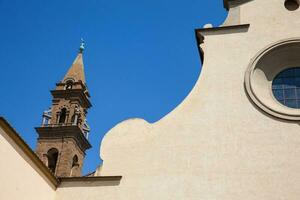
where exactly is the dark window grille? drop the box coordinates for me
[272,67,300,108]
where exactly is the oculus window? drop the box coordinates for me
[272,67,300,108]
[245,38,300,120]
[284,0,300,11]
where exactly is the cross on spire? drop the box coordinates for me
[79,38,85,53]
[62,39,87,83]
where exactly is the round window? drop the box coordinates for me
[272,68,300,109]
[284,0,300,11]
[245,38,300,121]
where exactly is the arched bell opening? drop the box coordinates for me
[58,108,67,124]
[47,148,59,174]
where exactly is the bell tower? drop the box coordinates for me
[35,40,92,177]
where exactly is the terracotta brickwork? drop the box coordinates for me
[36,138,84,177]
[35,51,91,177]
[50,97,87,130]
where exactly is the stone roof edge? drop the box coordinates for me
[223,0,253,10]
[195,24,250,35]
[0,117,60,189]
[194,24,250,64]
[223,0,230,10]
[58,176,122,183]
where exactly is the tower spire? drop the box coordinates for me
[35,40,92,177]
[62,39,86,83]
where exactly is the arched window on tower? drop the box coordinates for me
[70,155,79,176]
[72,155,79,168]
[65,80,73,90]
[59,108,67,124]
[47,148,59,173]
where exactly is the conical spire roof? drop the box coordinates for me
[62,52,86,83]
[62,39,86,83]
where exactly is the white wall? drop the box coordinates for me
[56,1,300,199]
[55,180,121,200]
[0,127,55,200]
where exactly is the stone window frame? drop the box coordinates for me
[245,38,300,121]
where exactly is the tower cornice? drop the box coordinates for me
[50,89,92,108]
[35,125,91,153]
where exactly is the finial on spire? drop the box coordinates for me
[79,38,85,53]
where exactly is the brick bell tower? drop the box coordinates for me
[35,40,92,177]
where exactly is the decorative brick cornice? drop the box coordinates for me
[35,125,91,153]
[51,89,92,108]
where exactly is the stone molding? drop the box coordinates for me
[245,38,300,121]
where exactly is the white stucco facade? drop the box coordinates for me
[3,1,300,199]
[71,0,300,199]
[0,126,56,200]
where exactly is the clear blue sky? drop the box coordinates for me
[0,0,227,174]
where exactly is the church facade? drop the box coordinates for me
[1,0,300,199]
